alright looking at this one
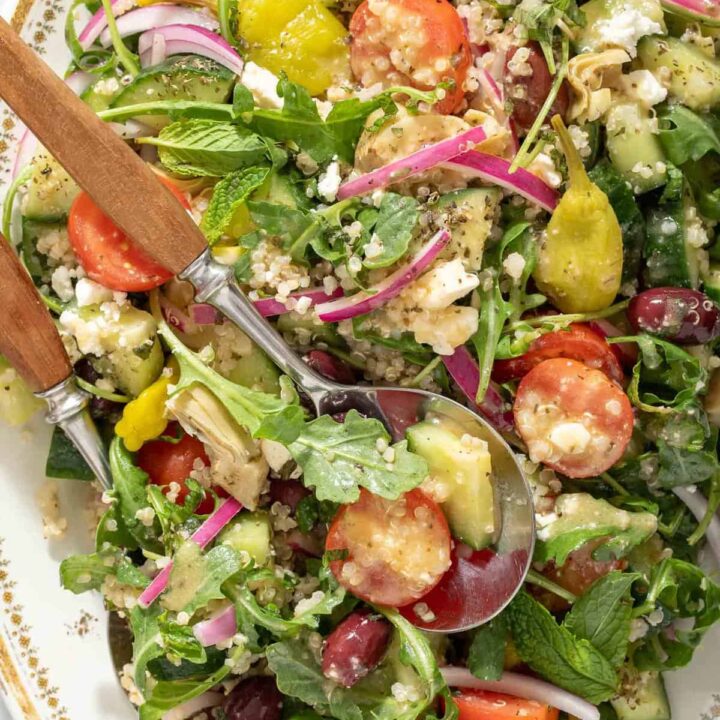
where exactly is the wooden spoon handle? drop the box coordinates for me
[0,235,71,392]
[0,18,206,275]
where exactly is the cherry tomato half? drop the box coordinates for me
[68,177,190,292]
[513,358,634,478]
[453,689,560,720]
[349,0,472,114]
[136,423,220,514]
[492,324,625,386]
[326,488,452,607]
[504,42,570,131]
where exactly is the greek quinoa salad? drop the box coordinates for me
[3,0,720,716]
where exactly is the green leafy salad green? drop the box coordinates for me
[2,0,720,718]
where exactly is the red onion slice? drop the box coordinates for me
[441,667,600,720]
[11,127,37,181]
[98,4,218,47]
[78,0,133,50]
[138,498,242,608]
[315,229,451,323]
[253,287,344,318]
[189,302,221,325]
[442,346,514,433]
[337,126,489,200]
[661,0,720,24]
[672,487,720,569]
[194,605,237,646]
[444,151,559,212]
[137,24,244,76]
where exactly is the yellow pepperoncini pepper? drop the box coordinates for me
[533,115,623,313]
[238,0,350,96]
[115,362,179,452]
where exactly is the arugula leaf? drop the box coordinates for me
[658,106,720,166]
[148,645,225,682]
[139,119,269,177]
[633,558,720,671]
[130,604,164,696]
[159,620,207,664]
[162,542,242,616]
[250,76,389,164]
[507,591,619,703]
[564,572,639,668]
[139,646,240,720]
[60,549,117,593]
[352,317,433,365]
[616,335,708,414]
[656,441,718,487]
[468,615,507,681]
[361,194,419,269]
[154,300,305,443]
[289,409,428,503]
[200,165,270,243]
[109,438,162,553]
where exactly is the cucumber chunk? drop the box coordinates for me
[21,150,79,221]
[610,672,671,720]
[226,346,281,394]
[110,55,235,128]
[638,36,720,111]
[435,188,501,271]
[407,420,496,550]
[605,102,667,194]
[220,511,272,566]
[81,73,122,112]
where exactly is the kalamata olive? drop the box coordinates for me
[73,360,122,418]
[222,676,283,720]
[321,610,392,688]
[74,358,99,383]
[305,350,357,385]
[270,479,309,511]
[504,42,570,131]
[627,287,720,344]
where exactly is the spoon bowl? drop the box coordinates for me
[183,250,535,632]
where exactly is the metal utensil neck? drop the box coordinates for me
[35,377,113,490]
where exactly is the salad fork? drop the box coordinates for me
[0,17,534,630]
[0,232,112,489]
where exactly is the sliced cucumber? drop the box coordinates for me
[588,161,646,285]
[638,36,720,111]
[226,345,281,394]
[81,72,122,112]
[102,340,164,398]
[605,102,667,194]
[110,55,235,129]
[435,188,501,271]
[219,511,272,566]
[407,420,496,550]
[610,672,671,720]
[643,169,704,289]
[574,0,664,52]
[21,150,79,221]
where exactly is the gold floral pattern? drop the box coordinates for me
[0,540,70,720]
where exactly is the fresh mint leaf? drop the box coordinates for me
[247,200,313,246]
[507,591,619,703]
[658,106,720,166]
[201,165,270,243]
[45,426,94,481]
[564,572,639,667]
[468,614,507,680]
[139,119,268,177]
[289,409,428,503]
[633,558,720,671]
[232,83,254,116]
[362,193,419,269]
[110,438,162,553]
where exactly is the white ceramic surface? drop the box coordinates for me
[0,1,718,717]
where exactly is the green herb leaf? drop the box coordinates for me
[159,621,207,664]
[468,614,507,680]
[564,572,639,667]
[140,119,269,177]
[59,549,116,593]
[658,106,720,166]
[361,193,419,269]
[45,426,95,481]
[130,604,164,696]
[289,409,428,503]
[247,200,313,247]
[507,591,619,703]
[201,165,270,243]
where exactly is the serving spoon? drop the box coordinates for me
[0,17,534,630]
[0,231,112,489]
